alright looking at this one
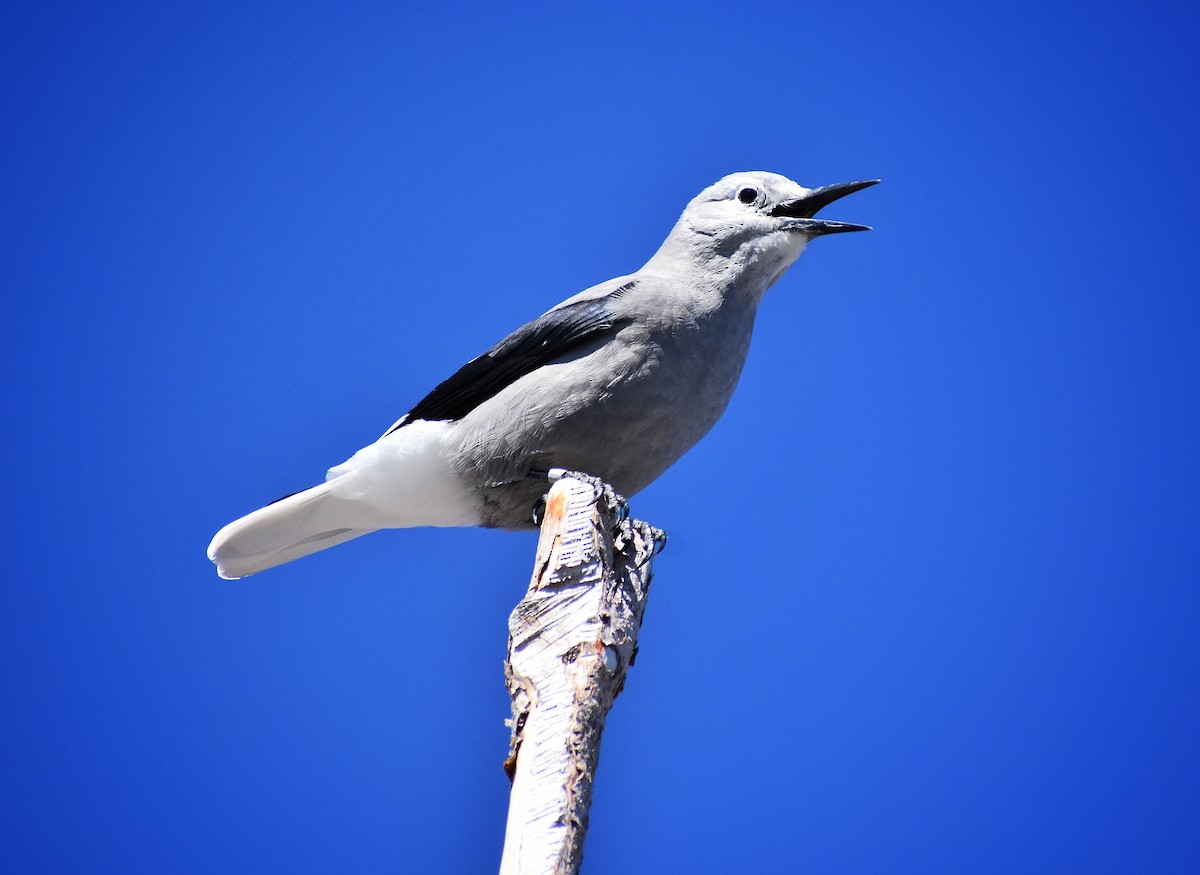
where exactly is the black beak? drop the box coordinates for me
[771,179,880,235]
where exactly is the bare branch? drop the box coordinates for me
[499,475,663,875]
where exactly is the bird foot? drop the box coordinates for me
[526,469,629,530]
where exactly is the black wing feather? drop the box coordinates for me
[392,283,634,429]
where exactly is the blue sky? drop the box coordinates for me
[4,1,1199,872]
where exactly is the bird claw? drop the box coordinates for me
[613,495,630,525]
[530,495,548,526]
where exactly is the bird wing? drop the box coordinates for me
[387,279,637,432]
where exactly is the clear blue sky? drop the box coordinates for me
[4,2,1199,872]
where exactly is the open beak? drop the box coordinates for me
[771,179,880,235]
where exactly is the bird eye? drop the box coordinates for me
[737,187,759,205]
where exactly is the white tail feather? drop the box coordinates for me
[207,420,481,579]
[207,483,377,579]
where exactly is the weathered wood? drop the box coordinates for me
[499,474,663,875]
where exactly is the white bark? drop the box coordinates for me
[499,475,663,875]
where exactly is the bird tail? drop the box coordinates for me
[206,482,378,579]
[207,419,482,579]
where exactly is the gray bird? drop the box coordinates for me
[208,171,877,578]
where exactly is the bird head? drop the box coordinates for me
[644,171,878,298]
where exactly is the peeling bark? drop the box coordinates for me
[499,475,663,875]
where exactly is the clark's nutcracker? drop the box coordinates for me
[208,171,877,578]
